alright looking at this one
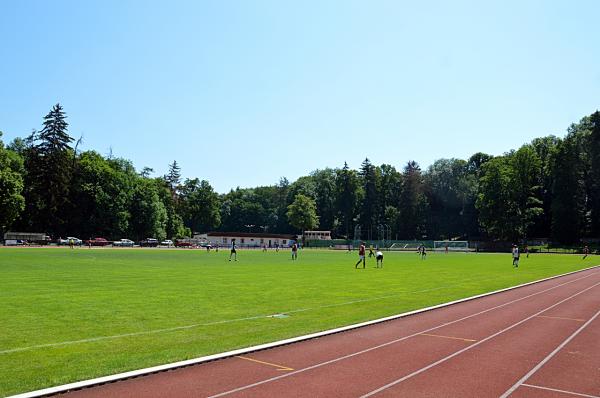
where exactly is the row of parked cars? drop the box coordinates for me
[57,237,187,247]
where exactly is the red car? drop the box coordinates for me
[85,237,111,246]
[175,240,193,247]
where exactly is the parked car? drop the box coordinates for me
[113,239,134,247]
[175,240,193,247]
[161,239,174,246]
[57,237,82,246]
[85,237,111,246]
[140,238,159,247]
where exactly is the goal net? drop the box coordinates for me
[433,241,469,252]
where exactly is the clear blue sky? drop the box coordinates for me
[1,0,599,193]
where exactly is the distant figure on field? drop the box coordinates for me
[524,245,529,258]
[291,243,298,260]
[355,242,366,269]
[215,244,219,253]
[445,244,449,254]
[512,245,520,267]
[418,244,426,260]
[229,240,237,261]
[262,244,267,252]
[275,242,280,252]
[583,245,589,259]
[368,245,375,258]
[376,250,384,268]
[69,238,74,249]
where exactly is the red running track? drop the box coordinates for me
[59,267,600,398]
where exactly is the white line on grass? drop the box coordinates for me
[521,384,600,398]
[499,307,600,398]
[207,272,600,398]
[0,275,495,355]
[10,266,599,398]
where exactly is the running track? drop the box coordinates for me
[46,267,600,397]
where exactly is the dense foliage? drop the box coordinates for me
[2,105,599,244]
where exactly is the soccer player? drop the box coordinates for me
[355,242,366,269]
[376,250,384,268]
[291,242,298,260]
[420,244,427,260]
[229,239,237,261]
[445,244,449,254]
[583,245,589,259]
[368,245,375,258]
[512,245,520,267]
[524,245,529,258]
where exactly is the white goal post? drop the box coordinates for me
[433,240,470,252]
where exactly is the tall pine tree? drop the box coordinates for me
[21,104,74,235]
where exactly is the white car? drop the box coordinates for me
[58,237,82,245]
[113,239,134,247]
[161,240,174,246]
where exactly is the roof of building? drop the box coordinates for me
[204,232,297,239]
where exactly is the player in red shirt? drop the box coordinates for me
[355,242,366,269]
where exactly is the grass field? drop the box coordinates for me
[0,248,596,396]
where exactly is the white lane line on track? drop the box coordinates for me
[500,307,600,398]
[359,280,600,398]
[207,272,599,398]
[521,384,600,398]
[0,276,496,355]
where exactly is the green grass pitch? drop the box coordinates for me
[0,248,596,396]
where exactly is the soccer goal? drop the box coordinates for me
[433,240,470,252]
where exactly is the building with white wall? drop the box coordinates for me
[195,232,297,248]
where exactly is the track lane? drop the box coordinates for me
[361,277,600,397]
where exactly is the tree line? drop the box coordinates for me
[1,104,599,244]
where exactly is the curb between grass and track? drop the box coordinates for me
[9,264,600,398]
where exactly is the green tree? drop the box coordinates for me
[397,161,428,239]
[335,162,360,238]
[476,157,516,240]
[69,152,135,239]
[128,178,167,240]
[551,137,587,244]
[287,194,319,235]
[310,169,337,231]
[510,145,543,239]
[358,158,380,239]
[529,136,559,238]
[424,158,473,239]
[21,104,74,235]
[165,160,181,194]
[180,178,221,232]
[0,132,25,233]
[588,111,600,236]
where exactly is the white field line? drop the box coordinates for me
[9,265,599,398]
[0,275,496,355]
[212,277,600,398]
[521,384,600,398]
[359,280,600,398]
[500,307,600,398]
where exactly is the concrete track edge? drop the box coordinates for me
[10,264,600,398]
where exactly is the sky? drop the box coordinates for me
[1,0,599,193]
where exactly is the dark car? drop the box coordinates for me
[85,237,111,246]
[175,240,193,247]
[140,238,159,247]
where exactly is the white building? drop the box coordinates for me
[302,230,332,240]
[195,232,297,248]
